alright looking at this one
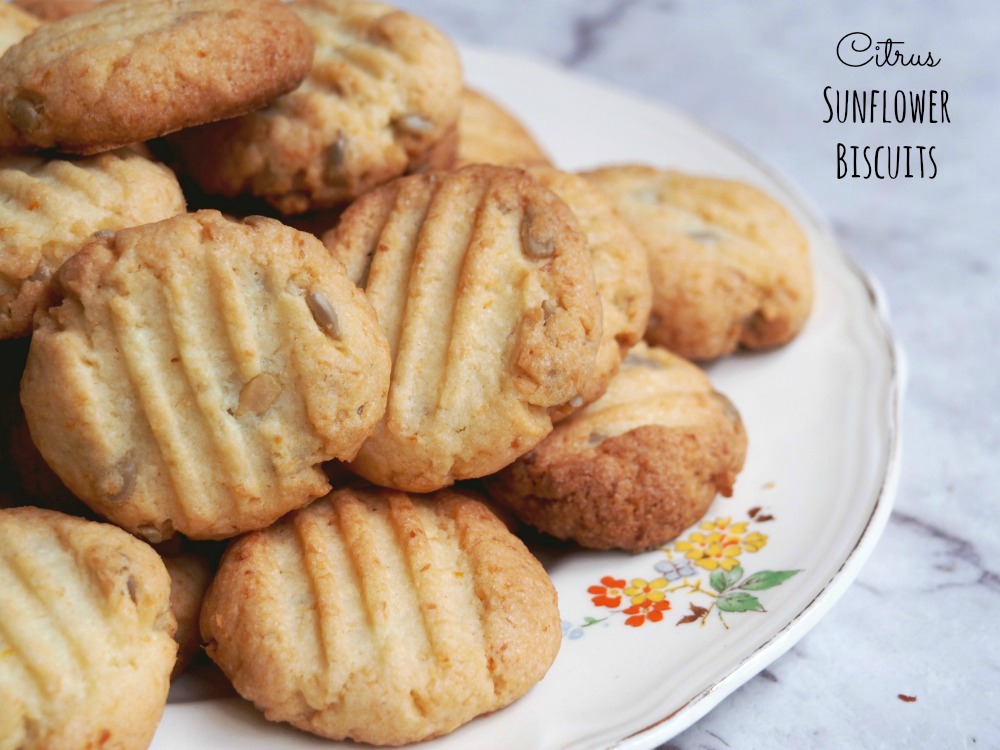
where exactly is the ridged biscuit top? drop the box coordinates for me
[21,210,391,541]
[0,0,315,152]
[325,164,603,491]
[0,507,176,750]
[201,485,561,745]
[527,165,652,412]
[0,149,187,338]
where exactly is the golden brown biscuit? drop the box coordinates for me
[201,484,561,745]
[0,506,177,750]
[456,88,551,168]
[21,210,391,541]
[324,165,602,492]
[0,0,314,154]
[0,3,40,54]
[485,343,747,551]
[583,165,813,360]
[168,0,462,214]
[527,165,651,414]
[0,149,187,339]
[163,549,213,681]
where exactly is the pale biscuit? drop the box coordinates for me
[583,165,813,360]
[168,0,462,214]
[527,165,651,414]
[21,209,391,541]
[0,3,40,55]
[486,343,747,551]
[0,149,187,339]
[324,165,602,492]
[0,506,176,750]
[201,484,561,745]
[456,88,551,168]
[0,0,314,154]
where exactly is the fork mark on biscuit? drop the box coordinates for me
[290,509,334,683]
[163,263,261,508]
[0,533,99,684]
[5,95,41,135]
[447,506,502,699]
[108,293,207,532]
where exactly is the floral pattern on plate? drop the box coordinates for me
[563,507,800,638]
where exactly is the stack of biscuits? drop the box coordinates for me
[0,0,813,747]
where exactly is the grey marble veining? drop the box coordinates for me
[389,0,1000,747]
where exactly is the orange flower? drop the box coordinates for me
[588,576,627,608]
[624,599,671,627]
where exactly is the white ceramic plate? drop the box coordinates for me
[153,47,903,750]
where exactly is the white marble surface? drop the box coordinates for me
[390,1,1000,747]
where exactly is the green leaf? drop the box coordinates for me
[739,570,801,591]
[710,566,744,593]
[716,591,764,613]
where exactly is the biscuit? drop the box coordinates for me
[0,506,177,750]
[10,0,100,21]
[20,209,391,541]
[324,164,602,492]
[0,3,40,55]
[485,343,747,551]
[0,149,187,339]
[163,549,213,681]
[582,165,813,360]
[526,165,651,414]
[201,484,561,745]
[168,0,463,214]
[0,0,314,154]
[456,88,551,168]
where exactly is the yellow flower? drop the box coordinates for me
[672,516,766,571]
[699,517,747,535]
[624,577,667,605]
